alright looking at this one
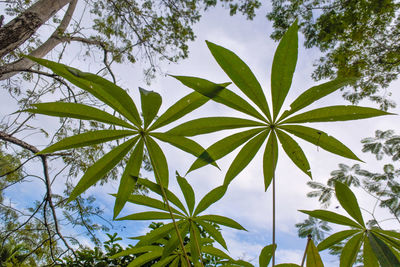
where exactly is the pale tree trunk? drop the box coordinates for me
[0,0,77,80]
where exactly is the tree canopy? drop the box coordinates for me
[267,0,400,110]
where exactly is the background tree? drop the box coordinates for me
[267,0,400,110]
[296,129,400,263]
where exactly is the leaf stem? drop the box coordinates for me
[301,234,312,266]
[272,172,276,266]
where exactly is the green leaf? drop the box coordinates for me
[114,138,144,218]
[188,128,264,173]
[299,210,362,228]
[206,41,272,121]
[27,56,142,126]
[127,251,163,267]
[139,87,162,129]
[195,220,227,249]
[39,130,135,154]
[169,257,180,267]
[151,132,217,168]
[263,131,278,191]
[149,92,208,130]
[167,117,266,137]
[271,21,298,120]
[110,246,162,258]
[279,125,361,161]
[282,106,393,124]
[275,264,301,267]
[153,255,176,267]
[363,236,379,267]
[306,239,324,267]
[117,211,184,221]
[176,173,196,215]
[136,178,187,215]
[190,221,201,264]
[194,185,227,216]
[374,229,400,241]
[145,136,169,188]
[173,75,266,122]
[136,221,184,246]
[197,215,246,230]
[27,103,135,129]
[68,138,137,202]
[340,233,363,267]
[279,77,357,121]
[276,129,312,178]
[161,222,189,260]
[224,130,269,185]
[259,244,276,267]
[202,246,233,260]
[334,182,365,227]
[120,194,185,216]
[317,230,360,251]
[368,231,400,266]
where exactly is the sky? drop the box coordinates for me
[1,2,400,266]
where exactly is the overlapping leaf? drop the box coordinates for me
[25,57,231,217]
[170,20,392,190]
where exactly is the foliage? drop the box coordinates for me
[267,0,400,110]
[14,19,399,266]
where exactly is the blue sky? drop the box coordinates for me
[2,2,400,266]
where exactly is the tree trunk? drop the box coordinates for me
[0,0,72,59]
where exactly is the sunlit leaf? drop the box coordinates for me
[117,211,184,221]
[149,92,208,130]
[206,41,272,120]
[259,244,276,267]
[194,185,227,216]
[276,129,311,178]
[68,138,137,202]
[317,230,360,251]
[279,77,357,121]
[339,232,363,267]
[27,56,142,126]
[139,87,162,129]
[263,131,278,191]
[299,210,362,228]
[145,136,169,187]
[27,103,135,129]
[176,173,196,215]
[197,215,246,230]
[224,130,269,185]
[136,221,184,246]
[188,128,264,173]
[306,239,324,267]
[282,106,392,124]
[114,138,144,218]
[173,75,266,121]
[271,20,298,119]
[279,125,361,161]
[121,194,185,216]
[335,182,365,227]
[167,117,266,136]
[196,220,227,249]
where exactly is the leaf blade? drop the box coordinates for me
[340,232,363,267]
[194,185,227,216]
[139,87,162,129]
[299,210,362,228]
[263,131,278,191]
[334,182,365,227]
